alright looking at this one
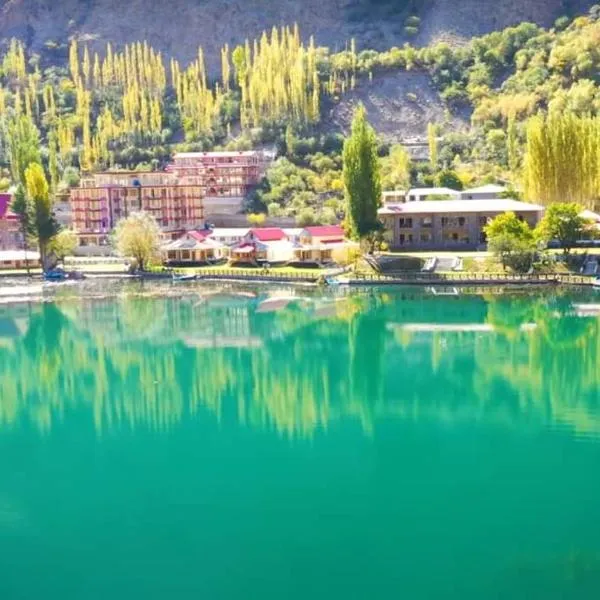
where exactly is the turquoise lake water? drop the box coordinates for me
[0,284,599,599]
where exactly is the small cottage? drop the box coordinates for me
[292,225,357,264]
[162,230,226,265]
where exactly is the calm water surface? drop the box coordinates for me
[1,284,600,599]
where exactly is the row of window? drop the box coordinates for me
[396,216,494,229]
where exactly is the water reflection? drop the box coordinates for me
[0,286,599,438]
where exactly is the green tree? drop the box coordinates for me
[5,114,41,185]
[523,113,599,208]
[428,122,438,169]
[49,229,78,261]
[436,169,463,190]
[380,144,411,190]
[506,115,519,173]
[112,211,161,272]
[24,163,59,269]
[343,105,382,243]
[484,211,537,272]
[296,207,316,226]
[535,202,590,254]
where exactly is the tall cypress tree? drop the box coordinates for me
[343,104,382,241]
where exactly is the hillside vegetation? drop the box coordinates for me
[2,2,600,222]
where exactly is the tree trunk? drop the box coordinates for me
[22,225,30,278]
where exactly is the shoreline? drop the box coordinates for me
[0,270,597,287]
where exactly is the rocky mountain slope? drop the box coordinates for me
[0,0,594,69]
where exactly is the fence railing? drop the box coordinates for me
[349,271,595,285]
[185,268,320,281]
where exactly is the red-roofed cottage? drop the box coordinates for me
[0,193,23,250]
[292,225,358,264]
[230,228,293,264]
[161,230,226,264]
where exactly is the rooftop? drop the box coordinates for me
[173,151,263,159]
[379,199,544,215]
[208,228,250,237]
[581,209,600,223]
[462,184,507,195]
[303,225,345,237]
[249,227,287,242]
[407,187,461,197]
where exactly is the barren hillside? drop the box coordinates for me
[0,0,594,70]
[329,71,469,142]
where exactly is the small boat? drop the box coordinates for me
[43,269,68,281]
[172,273,196,282]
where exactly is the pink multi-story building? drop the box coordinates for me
[166,151,269,216]
[69,151,269,250]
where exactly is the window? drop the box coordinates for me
[421,217,433,228]
[479,216,489,226]
[420,233,431,243]
[458,217,466,227]
[399,217,413,228]
[441,217,449,227]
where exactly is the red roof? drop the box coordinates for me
[303,225,344,237]
[0,193,12,220]
[249,228,286,242]
[188,230,210,242]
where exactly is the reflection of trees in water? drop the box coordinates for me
[475,294,600,437]
[0,290,598,437]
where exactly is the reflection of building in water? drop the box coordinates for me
[183,294,258,348]
[0,291,599,439]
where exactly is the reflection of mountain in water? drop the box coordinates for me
[0,288,599,438]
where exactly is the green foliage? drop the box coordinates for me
[380,144,411,190]
[24,163,59,267]
[296,207,317,226]
[49,228,78,259]
[253,149,344,218]
[342,105,382,240]
[112,211,161,271]
[247,212,267,226]
[535,202,590,253]
[435,169,463,190]
[524,113,600,208]
[427,123,438,169]
[484,211,537,272]
[4,114,41,185]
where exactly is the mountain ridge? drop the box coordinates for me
[0,0,594,70]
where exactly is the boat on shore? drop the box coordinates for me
[172,273,197,282]
[43,269,86,282]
